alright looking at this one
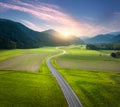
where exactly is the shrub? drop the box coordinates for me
[111,52,120,58]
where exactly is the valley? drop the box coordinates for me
[0,47,67,107]
[52,45,120,107]
[0,0,120,106]
[0,46,119,107]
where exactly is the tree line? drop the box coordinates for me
[86,44,120,50]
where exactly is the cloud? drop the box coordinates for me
[0,0,119,36]
[20,19,43,31]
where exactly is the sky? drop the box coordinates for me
[0,0,120,36]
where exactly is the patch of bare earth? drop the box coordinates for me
[0,52,48,72]
[57,60,120,72]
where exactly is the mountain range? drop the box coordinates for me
[0,18,120,49]
[0,19,84,49]
[84,32,120,44]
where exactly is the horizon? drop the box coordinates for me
[0,0,120,37]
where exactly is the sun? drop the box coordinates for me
[63,32,70,37]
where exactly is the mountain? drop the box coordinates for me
[109,31,120,35]
[80,36,90,41]
[85,32,120,44]
[112,35,120,43]
[0,18,83,49]
[42,29,59,35]
[43,29,84,45]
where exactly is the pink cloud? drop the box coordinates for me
[0,0,115,36]
[20,19,43,31]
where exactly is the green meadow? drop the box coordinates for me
[56,69,120,107]
[0,71,67,107]
[57,45,120,72]
[0,47,60,72]
[0,49,25,61]
[0,47,67,107]
[52,45,120,107]
[0,45,120,107]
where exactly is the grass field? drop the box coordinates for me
[0,45,120,107]
[56,45,120,72]
[52,45,120,107]
[0,47,60,72]
[0,47,67,107]
[0,71,67,107]
[0,49,25,61]
[0,52,48,72]
[57,69,120,107]
[56,60,120,72]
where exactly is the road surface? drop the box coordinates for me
[46,50,83,107]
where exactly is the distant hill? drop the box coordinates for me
[80,36,90,41]
[42,29,84,45]
[0,19,84,49]
[85,32,120,44]
[42,29,59,35]
[111,35,120,43]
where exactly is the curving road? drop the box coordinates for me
[46,50,83,107]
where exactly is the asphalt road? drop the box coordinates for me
[46,50,83,107]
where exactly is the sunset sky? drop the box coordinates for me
[0,0,120,36]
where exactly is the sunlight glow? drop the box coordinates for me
[62,32,70,37]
